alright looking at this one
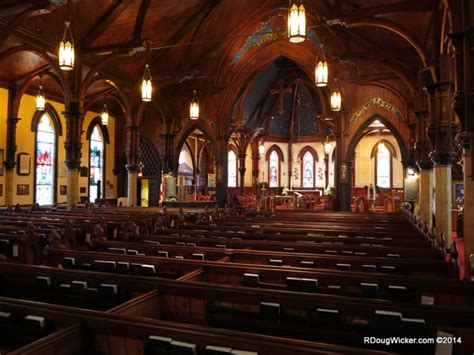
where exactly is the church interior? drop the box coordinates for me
[0,0,473,353]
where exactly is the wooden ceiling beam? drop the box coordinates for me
[13,63,51,83]
[133,0,151,43]
[81,0,134,50]
[326,0,433,24]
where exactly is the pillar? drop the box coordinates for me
[462,134,474,276]
[127,166,138,207]
[252,149,260,195]
[428,82,457,247]
[417,164,433,227]
[125,125,140,207]
[64,101,83,209]
[4,116,20,206]
[238,153,246,195]
[215,137,228,207]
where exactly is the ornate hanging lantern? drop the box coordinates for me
[141,64,152,102]
[190,90,199,120]
[36,77,45,111]
[101,104,109,125]
[315,43,328,87]
[59,22,74,71]
[330,91,341,111]
[259,143,265,155]
[324,136,331,155]
[288,0,306,43]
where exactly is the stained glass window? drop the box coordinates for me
[302,151,314,188]
[89,126,104,202]
[269,150,279,187]
[228,150,237,187]
[376,143,391,188]
[35,114,55,205]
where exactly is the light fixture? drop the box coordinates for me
[59,21,74,71]
[190,90,199,120]
[324,137,331,155]
[138,161,144,178]
[259,143,265,155]
[288,0,306,43]
[36,77,45,111]
[141,64,152,102]
[101,104,109,126]
[315,44,328,87]
[330,91,341,111]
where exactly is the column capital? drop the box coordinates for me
[126,164,138,173]
[416,160,433,170]
[430,150,457,166]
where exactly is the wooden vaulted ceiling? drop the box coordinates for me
[0,0,438,121]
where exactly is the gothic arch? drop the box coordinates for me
[298,145,319,162]
[86,117,110,144]
[265,144,285,162]
[370,139,398,159]
[31,103,63,136]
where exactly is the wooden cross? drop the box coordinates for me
[270,80,293,114]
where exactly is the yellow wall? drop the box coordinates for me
[0,88,7,206]
[0,90,116,206]
[354,134,403,188]
[244,144,252,187]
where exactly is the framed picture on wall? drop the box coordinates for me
[17,153,30,176]
[453,182,464,204]
[60,185,67,195]
[0,184,3,197]
[17,184,29,196]
[0,149,4,176]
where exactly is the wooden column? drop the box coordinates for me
[428,82,457,248]
[238,153,246,195]
[415,108,433,227]
[252,147,260,195]
[215,136,228,207]
[125,125,140,207]
[63,101,83,209]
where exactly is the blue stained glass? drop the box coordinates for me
[269,150,279,187]
[303,151,314,188]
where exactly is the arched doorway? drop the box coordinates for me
[138,137,161,207]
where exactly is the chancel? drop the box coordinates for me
[0,0,473,353]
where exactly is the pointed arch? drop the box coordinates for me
[298,145,319,162]
[265,144,284,162]
[31,103,63,136]
[370,139,398,159]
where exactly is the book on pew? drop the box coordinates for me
[192,253,205,260]
[374,310,402,329]
[301,278,318,291]
[387,253,400,259]
[260,302,280,319]
[24,315,46,328]
[127,249,139,255]
[216,244,226,248]
[361,282,379,297]
[362,264,377,273]
[341,251,353,255]
[230,350,258,355]
[157,251,169,258]
[170,340,197,355]
[99,283,118,295]
[145,335,172,354]
[286,277,302,291]
[325,250,337,254]
[316,308,339,320]
[401,317,426,329]
[71,280,88,293]
[12,244,19,257]
[243,273,260,287]
[108,247,126,254]
[0,311,13,324]
[336,263,351,271]
[421,295,435,305]
[117,262,130,272]
[268,259,282,266]
[300,261,316,267]
[36,276,51,287]
[205,345,233,354]
[62,257,76,269]
[354,252,367,256]
[175,256,184,259]
[283,248,294,252]
[144,240,160,245]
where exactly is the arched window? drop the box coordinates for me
[302,151,315,188]
[89,125,104,202]
[228,150,237,187]
[375,142,391,188]
[35,114,56,205]
[269,150,279,187]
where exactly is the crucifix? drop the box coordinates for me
[270,80,293,114]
